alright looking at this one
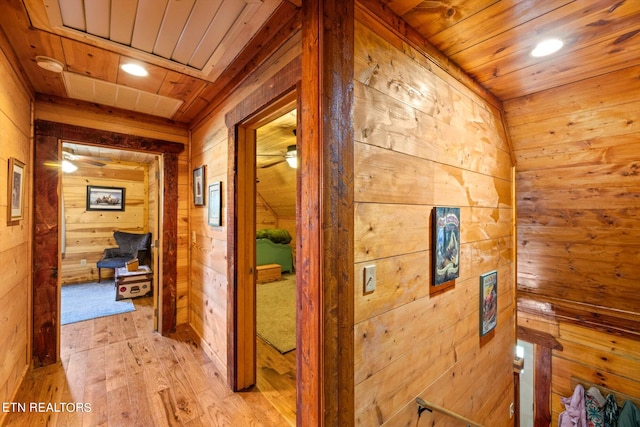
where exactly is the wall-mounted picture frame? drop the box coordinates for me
[433,206,460,286]
[193,165,205,206]
[480,270,498,336]
[7,157,25,222]
[86,185,125,211]
[208,181,222,226]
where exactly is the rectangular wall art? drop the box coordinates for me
[432,206,460,286]
[480,270,498,336]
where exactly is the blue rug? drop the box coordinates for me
[61,282,135,325]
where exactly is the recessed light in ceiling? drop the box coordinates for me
[35,56,64,73]
[531,38,564,57]
[121,63,148,77]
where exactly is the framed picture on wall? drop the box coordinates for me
[193,165,205,206]
[480,270,498,336]
[208,182,222,226]
[7,157,25,222]
[86,185,125,211]
[432,206,460,286]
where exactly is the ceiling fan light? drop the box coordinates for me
[285,144,297,168]
[61,159,78,173]
[531,38,563,57]
[121,62,148,77]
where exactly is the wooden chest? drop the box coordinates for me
[256,264,281,284]
[115,265,153,300]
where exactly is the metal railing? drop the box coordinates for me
[416,397,485,427]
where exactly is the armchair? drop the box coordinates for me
[96,231,152,282]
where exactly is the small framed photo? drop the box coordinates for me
[480,270,498,336]
[433,206,461,286]
[208,182,222,226]
[193,165,205,206]
[7,157,25,222]
[86,186,125,211]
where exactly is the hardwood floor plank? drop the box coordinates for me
[3,296,297,426]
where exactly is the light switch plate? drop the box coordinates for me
[364,265,376,293]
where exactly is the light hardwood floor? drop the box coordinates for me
[3,297,296,426]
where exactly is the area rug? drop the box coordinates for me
[61,281,135,325]
[256,273,296,353]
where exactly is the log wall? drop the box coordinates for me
[60,162,149,284]
[505,65,640,424]
[0,30,32,425]
[353,19,515,426]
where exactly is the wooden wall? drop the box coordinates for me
[352,18,515,426]
[0,30,32,425]
[505,65,640,424]
[61,162,149,284]
[189,34,301,376]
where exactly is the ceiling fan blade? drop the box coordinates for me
[260,159,286,169]
[75,158,106,167]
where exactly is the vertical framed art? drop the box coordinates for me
[193,165,205,206]
[480,270,498,336]
[432,206,460,286]
[208,181,222,226]
[7,158,25,222]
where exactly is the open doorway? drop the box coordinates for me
[58,142,160,342]
[254,108,297,424]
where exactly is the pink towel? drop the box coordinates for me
[558,384,587,427]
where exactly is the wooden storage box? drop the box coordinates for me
[115,265,153,300]
[256,263,281,284]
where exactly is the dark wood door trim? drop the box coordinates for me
[225,57,300,392]
[32,120,183,366]
[300,0,355,424]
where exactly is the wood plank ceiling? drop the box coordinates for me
[0,1,637,124]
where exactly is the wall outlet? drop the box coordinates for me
[80,259,87,267]
[364,265,376,293]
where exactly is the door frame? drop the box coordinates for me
[32,120,184,366]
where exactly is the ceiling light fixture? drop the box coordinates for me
[121,63,148,77]
[61,159,78,173]
[35,56,64,73]
[285,145,297,168]
[531,38,564,57]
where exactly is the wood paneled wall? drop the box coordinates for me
[189,36,301,374]
[353,18,515,426]
[0,31,32,425]
[61,162,149,284]
[506,65,640,424]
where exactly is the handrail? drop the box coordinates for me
[416,398,485,427]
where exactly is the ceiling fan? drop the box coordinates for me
[62,147,110,167]
[258,145,297,169]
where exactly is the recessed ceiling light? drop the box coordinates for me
[35,56,64,73]
[531,38,564,57]
[121,63,148,77]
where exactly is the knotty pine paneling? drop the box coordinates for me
[60,162,149,284]
[0,33,32,426]
[505,55,640,425]
[188,37,301,374]
[353,21,514,426]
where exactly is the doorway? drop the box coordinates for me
[32,119,183,366]
[58,141,160,331]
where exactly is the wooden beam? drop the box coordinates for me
[300,0,355,425]
[534,346,552,427]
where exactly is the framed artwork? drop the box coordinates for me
[86,186,125,211]
[7,158,25,222]
[480,270,498,336]
[432,206,460,286]
[193,165,205,206]
[208,181,222,226]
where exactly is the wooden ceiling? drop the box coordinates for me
[0,0,638,123]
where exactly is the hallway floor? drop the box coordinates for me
[3,297,295,426]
